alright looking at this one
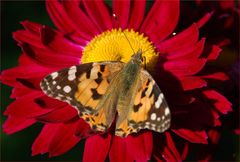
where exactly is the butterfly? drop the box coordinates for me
[40,49,171,137]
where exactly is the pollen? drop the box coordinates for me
[82,29,159,70]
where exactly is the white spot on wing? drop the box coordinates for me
[68,66,77,81]
[51,72,58,79]
[155,94,163,109]
[160,93,163,98]
[63,85,71,93]
[165,108,170,115]
[151,113,157,120]
[145,125,150,129]
[68,75,76,81]
[145,122,150,125]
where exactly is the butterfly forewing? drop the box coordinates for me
[40,62,124,132]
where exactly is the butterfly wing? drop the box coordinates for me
[115,69,171,137]
[40,62,124,132]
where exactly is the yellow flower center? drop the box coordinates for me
[82,29,158,69]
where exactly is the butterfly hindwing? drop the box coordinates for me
[115,69,171,137]
[40,62,124,132]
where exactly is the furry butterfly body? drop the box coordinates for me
[40,50,171,137]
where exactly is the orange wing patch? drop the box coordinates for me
[81,108,108,132]
[130,79,154,122]
[74,79,108,110]
[74,63,113,111]
[73,62,123,132]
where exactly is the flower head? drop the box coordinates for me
[1,0,232,161]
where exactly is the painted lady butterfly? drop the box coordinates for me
[40,49,171,137]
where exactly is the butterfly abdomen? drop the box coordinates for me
[115,60,142,126]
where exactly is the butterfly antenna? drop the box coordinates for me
[113,13,135,54]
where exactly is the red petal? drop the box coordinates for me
[3,116,36,135]
[13,30,43,49]
[1,64,50,79]
[141,0,179,42]
[179,76,207,90]
[207,129,221,144]
[201,72,229,81]
[163,59,206,77]
[4,91,52,118]
[48,121,81,157]
[127,0,146,30]
[181,142,189,160]
[1,66,48,88]
[211,110,222,126]
[202,90,232,114]
[34,95,66,109]
[234,128,240,135]
[217,39,231,47]
[112,0,131,29]
[207,45,222,60]
[62,1,99,38]
[83,134,111,162]
[172,129,208,144]
[83,0,112,31]
[18,54,31,65]
[10,87,33,98]
[36,105,77,123]
[125,132,153,161]
[165,38,205,60]
[162,132,182,162]
[110,132,153,162]
[109,136,134,162]
[74,118,92,138]
[197,12,213,28]
[32,123,59,155]
[21,43,80,68]
[46,1,79,35]
[40,26,84,57]
[157,23,199,53]
[18,54,39,65]
[20,20,41,34]
[153,133,181,162]
[219,0,235,10]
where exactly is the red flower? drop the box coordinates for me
[1,1,232,161]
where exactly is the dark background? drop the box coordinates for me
[1,1,239,161]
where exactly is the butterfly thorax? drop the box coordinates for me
[120,60,141,92]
